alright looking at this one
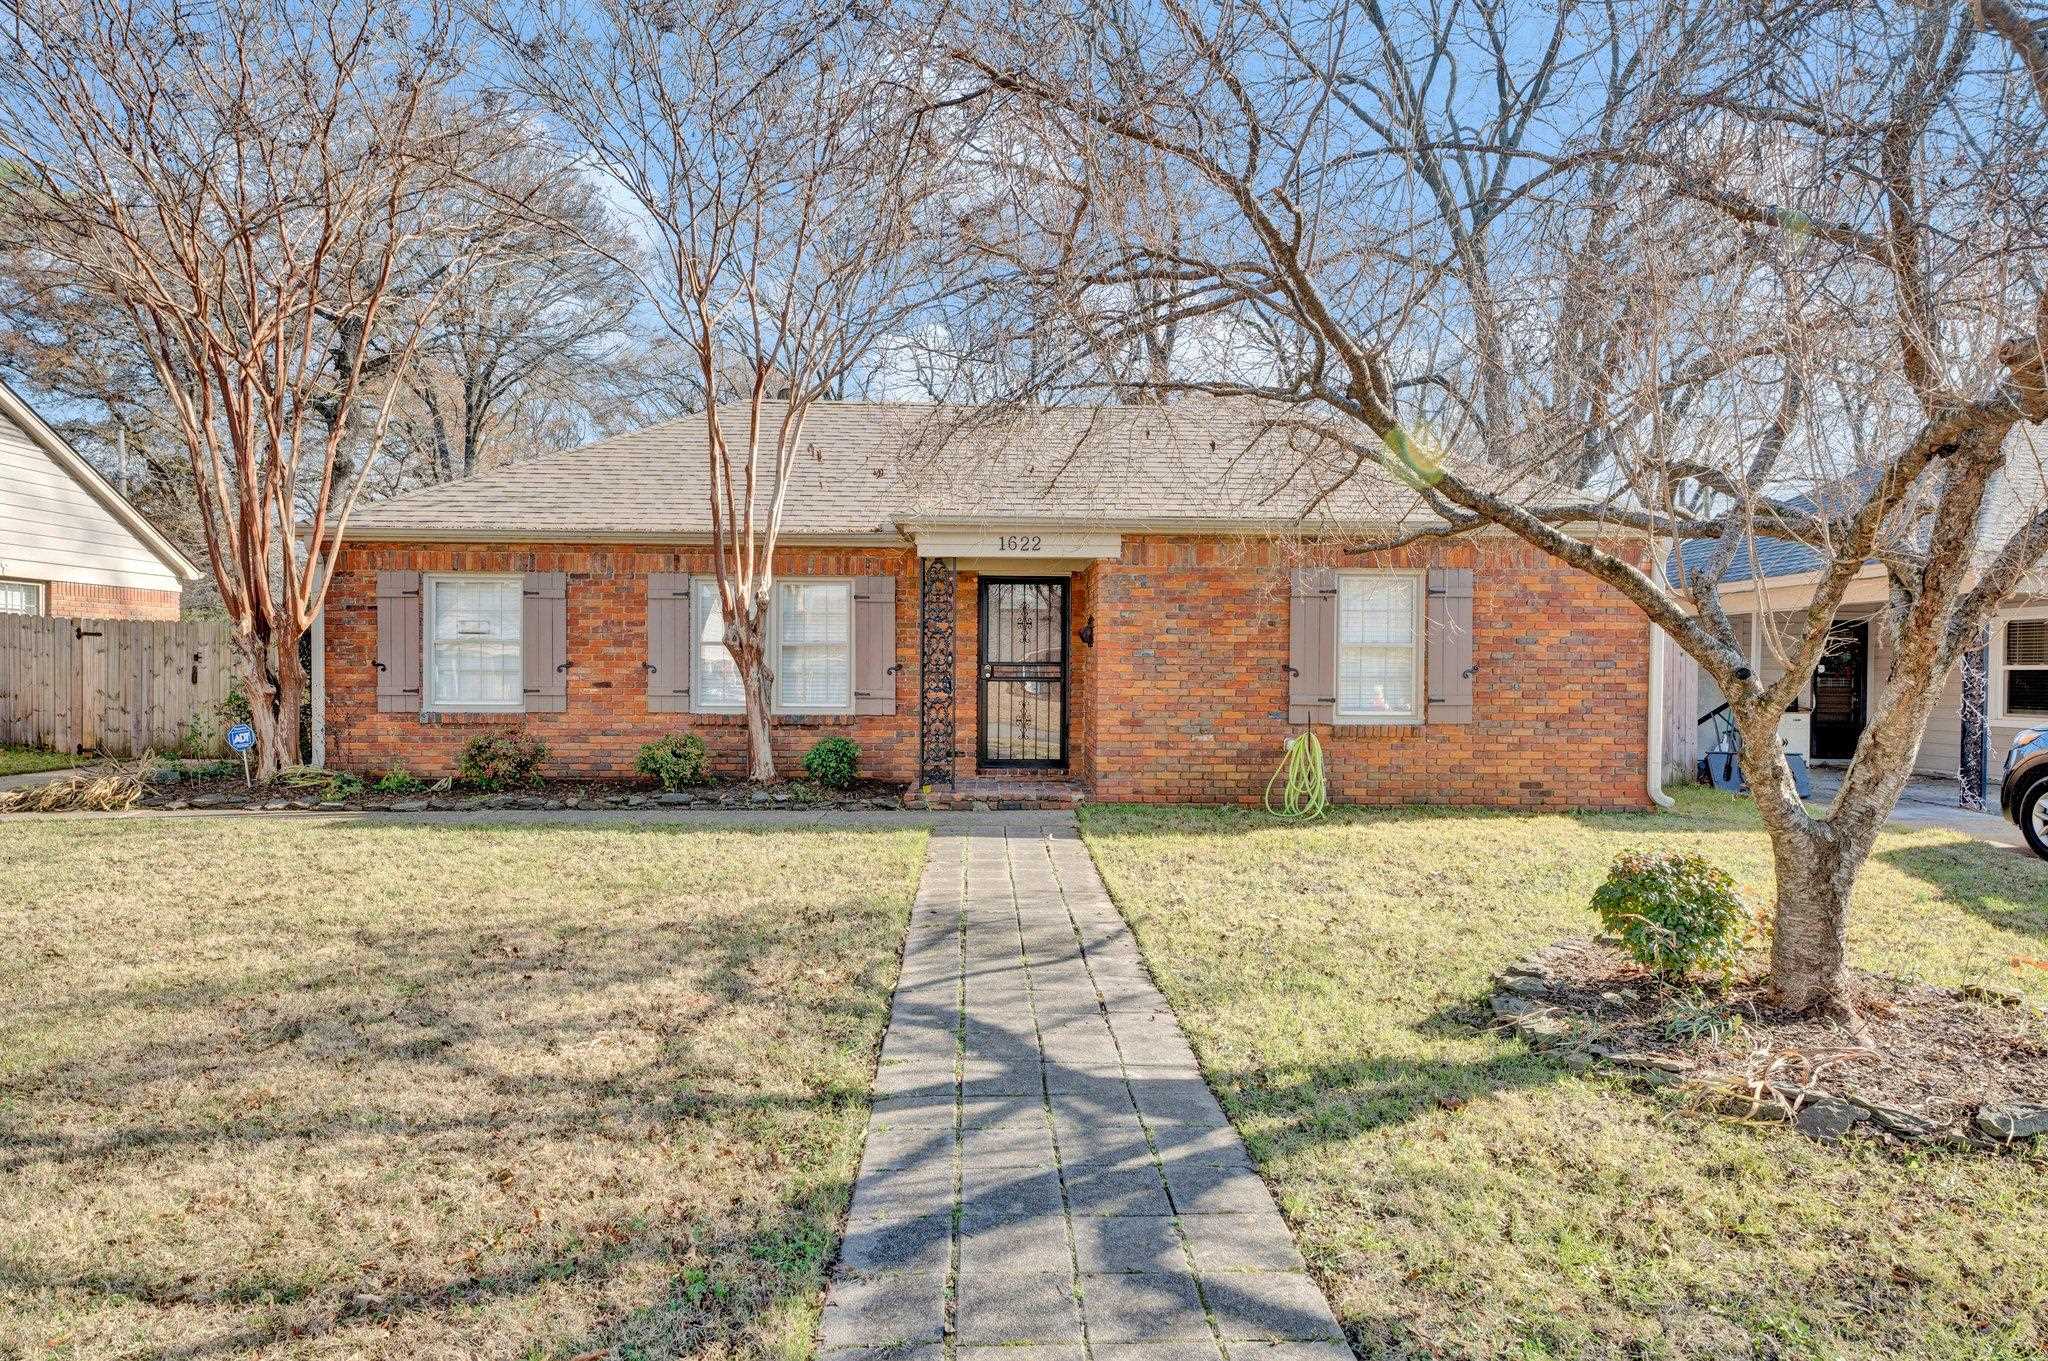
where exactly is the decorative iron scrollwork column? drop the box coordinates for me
[918,557,957,785]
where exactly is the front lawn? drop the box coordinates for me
[1081,787,2048,1361]
[0,745,84,777]
[0,816,927,1360]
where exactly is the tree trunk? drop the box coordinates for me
[729,601,776,783]
[232,629,302,782]
[1762,827,1858,1017]
[1733,707,1885,1022]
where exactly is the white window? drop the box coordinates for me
[1337,572,1423,721]
[0,579,44,616]
[692,579,746,713]
[776,580,853,712]
[425,575,523,710]
[2001,616,2048,717]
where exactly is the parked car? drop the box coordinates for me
[1999,727,2048,859]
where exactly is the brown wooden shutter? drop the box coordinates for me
[521,572,568,712]
[853,574,898,715]
[1287,568,1337,725]
[375,570,422,713]
[647,572,693,712]
[1426,567,1475,724]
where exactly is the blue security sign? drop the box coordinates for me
[225,723,256,752]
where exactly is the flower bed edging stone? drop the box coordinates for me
[1489,938,2047,1151]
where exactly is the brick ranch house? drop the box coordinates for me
[312,402,1668,808]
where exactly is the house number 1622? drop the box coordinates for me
[996,535,1043,552]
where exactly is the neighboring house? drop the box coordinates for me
[0,378,200,619]
[314,401,1664,808]
[1664,452,2048,793]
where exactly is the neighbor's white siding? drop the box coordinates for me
[0,407,181,594]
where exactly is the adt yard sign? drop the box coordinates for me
[226,722,255,786]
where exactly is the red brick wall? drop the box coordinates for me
[323,535,1652,807]
[1081,535,1652,809]
[322,542,917,781]
[47,580,182,621]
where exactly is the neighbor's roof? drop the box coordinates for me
[0,375,202,581]
[343,399,1466,541]
[1667,436,2048,587]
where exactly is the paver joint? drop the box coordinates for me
[819,817,1345,1357]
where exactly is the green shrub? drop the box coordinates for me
[802,736,860,790]
[1591,849,1753,982]
[457,734,548,791]
[636,734,709,790]
[372,765,426,795]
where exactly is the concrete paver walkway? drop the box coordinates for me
[821,818,1346,1357]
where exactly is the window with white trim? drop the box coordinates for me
[1337,572,1423,720]
[425,575,523,709]
[692,579,746,712]
[776,580,853,712]
[2003,617,2048,717]
[0,578,44,616]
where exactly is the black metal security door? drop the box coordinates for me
[978,578,1068,768]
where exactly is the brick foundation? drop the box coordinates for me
[46,580,182,621]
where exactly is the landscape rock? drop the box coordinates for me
[388,799,429,812]
[1975,1104,2048,1140]
[1490,994,1544,1021]
[1849,1098,1949,1140]
[1790,1095,1868,1142]
[654,792,692,805]
[1501,974,1551,997]
[1514,1013,1575,1041]
[1960,984,2025,1008]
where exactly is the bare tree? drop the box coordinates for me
[490,0,978,780]
[946,0,2048,1020]
[0,0,536,775]
[385,151,653,484]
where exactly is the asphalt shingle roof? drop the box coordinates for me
[344,400,1457,539]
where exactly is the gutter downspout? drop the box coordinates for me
[1647,618,1673,809]
[1646,542,1674,810]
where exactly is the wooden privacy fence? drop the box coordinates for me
[0,614,233,757]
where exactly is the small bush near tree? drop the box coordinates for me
[1591,850,1753,983]
[372,765,426,795]
[458,735,548,791]
[802,737,860,790]
[636,734,709,790]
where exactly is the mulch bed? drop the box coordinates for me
[1491,938,2048,1149]
[137,770,908,813]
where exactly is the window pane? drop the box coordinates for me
[0,580,40,615]
[430,578,522,707]
[2008,619,2048,668]
[694,580,745,710]
[2009,668,2048,715]
[778,581,850,709]
[1338,576,1417,715]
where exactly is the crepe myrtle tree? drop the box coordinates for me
[945,0,2048,1020]
[0,0,534,777]
[489,0,982,781]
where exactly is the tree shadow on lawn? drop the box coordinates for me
[0,819,919,1357]
[1876,837,2048,940]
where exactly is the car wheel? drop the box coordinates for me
[2023,781,2048,861]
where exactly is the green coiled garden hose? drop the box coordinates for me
[1264,727,1329,819]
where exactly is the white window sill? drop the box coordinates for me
[1333,713,1424,728]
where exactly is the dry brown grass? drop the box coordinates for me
[0,816,926,1360]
